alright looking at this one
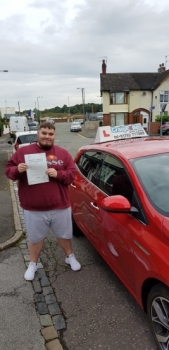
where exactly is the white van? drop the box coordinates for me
[9,116,29,137]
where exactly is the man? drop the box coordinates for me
[5,122,81,281]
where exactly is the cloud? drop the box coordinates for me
[0,0,169,110]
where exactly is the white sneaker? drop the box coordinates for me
[65,253,81,271]
[24,262,38,281]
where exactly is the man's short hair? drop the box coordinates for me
[39,122,55,130]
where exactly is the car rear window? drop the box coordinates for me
[17,134,38,144]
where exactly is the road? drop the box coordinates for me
[40,123,157,350]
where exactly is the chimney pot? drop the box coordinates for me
[102,59,106,75]
[158,63,166,72]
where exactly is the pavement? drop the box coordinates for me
[0,132,64,350]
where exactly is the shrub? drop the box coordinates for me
[0,121,3,136]
[155,115,169,122]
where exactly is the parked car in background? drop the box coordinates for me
[70,121,81,132]
[28,122,39,131]
[69,123,169,350]
[158,121,169,135]
[8,131,38,153]
[76,119,84,125]
[46,119,55,125]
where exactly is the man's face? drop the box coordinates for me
[38,127,55,150]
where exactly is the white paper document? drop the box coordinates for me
[24,153,49,185]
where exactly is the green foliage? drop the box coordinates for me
[0,120,3,136]
[155,115,169,122]
[16,103,102,120]
[41,103,102,115]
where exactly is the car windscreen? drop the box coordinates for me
[130,153,169,216]
[18,134,38,144]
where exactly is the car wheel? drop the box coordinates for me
[147,283,169,350]
[166,130,169,135]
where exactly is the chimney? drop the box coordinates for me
[158,63,166,73]
[102,59,106,75]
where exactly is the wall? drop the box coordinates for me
[0,107,15,118]
[153,76,169,120]
[85,120,99,130]
[102,91,152,116]
[129,91,152,112]
[41,118,68,123]
[149,122,160,134]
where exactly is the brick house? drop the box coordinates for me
[100,60,169,131]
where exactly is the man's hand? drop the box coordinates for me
[46,168,57,178]
[18,163,28,173]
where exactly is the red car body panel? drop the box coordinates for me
[70,136,169,309]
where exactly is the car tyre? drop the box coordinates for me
[147,283,169,350]
[166,130,169,135]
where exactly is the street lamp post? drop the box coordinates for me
[97,95,103,111]
[68,97,71,121]
[77,88,85,120]
[5,100,7,119]
[37,96,43,123]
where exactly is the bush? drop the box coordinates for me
[155,115,169,122]
[0,121,3,136]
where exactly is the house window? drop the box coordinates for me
[160,91,169,103]
[110,92,127,104]
[111,113,128,126]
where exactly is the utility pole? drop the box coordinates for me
[18,101,20,116]
[68,97,70,121]
[165,55,169,69]
[77,88,85,120]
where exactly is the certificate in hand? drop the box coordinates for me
[24,153,49,185]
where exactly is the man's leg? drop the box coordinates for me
[57,238,72,256]
[28,239,44,263]
[57,238,81,271]
[51,208,81,271]
[24,239,44,281]
[23,209,49,281]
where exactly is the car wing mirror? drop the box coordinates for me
[101,195,138,214]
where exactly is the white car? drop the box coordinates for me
[70,121,81,132]
[8,131,38,153]
[46,119,55,125]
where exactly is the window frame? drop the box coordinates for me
[76,150,148,224]
[110,92,128,105]
[160,91,169,103]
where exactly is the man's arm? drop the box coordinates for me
[5,153,28,180]
[46,152,76,185]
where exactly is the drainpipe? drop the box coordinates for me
[149,90,153,136]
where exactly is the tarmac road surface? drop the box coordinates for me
[40,123,157,350]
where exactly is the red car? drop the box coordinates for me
[70,124,169,350]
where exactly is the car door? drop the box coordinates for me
[97,153,148,292]
[70,150,104,247]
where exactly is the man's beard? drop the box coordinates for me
[38,141,53,150]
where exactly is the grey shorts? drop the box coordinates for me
[23,207,73,244]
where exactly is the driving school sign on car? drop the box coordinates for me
[94,123,148,143]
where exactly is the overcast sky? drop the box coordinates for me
[0,0,169,111]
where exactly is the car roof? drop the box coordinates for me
[79,137,169,160]
[15,131,38,137]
